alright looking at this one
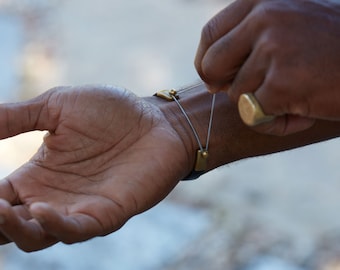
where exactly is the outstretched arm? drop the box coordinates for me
[157,83,340,172]
[0,83,339,252]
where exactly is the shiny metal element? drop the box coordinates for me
[171,92,204,153]
[238,93,275,126]
[194,150,209,171]
[155,89,179,101]
[155,86,216,176]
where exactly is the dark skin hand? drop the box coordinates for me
[0,85,189,251]
[195,0,340,135]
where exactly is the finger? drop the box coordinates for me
[0,178,20,204]
[30,202,109,244]
[0,87,64,139]
[0,177,34,244]
[251,114,316,136]
[0,199,57,252]
[195,0,255,84]
[228,39,270,103]
[0,205,34,245]
[199,13,256,93]
[250,87,316,135]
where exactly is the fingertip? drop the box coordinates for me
[0,199,12,224]
[207,86,219,94]
[204,83,230,94]
[30,203,67,236]
[0,199,11,208]
[29,202,52,224]
[30,202,50,212]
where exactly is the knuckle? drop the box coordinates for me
[201,57,216,81]
[199,21,220,82]
[263,71,311,117]
[252,1,283,25]
[287,99,310,117]
[256,31,282,59]
[250,2,288,49]
[200,18,219,48]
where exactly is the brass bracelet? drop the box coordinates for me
[154,84,216,180]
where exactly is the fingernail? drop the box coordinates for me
[206,84,219,93]
[206,83,230,94]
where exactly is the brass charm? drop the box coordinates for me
[194,150,209,171]
[154,86,215,180]
[155,89,178,101]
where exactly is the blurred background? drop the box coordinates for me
[1,0,340,269]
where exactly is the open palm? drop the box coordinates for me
[0,85,188,251]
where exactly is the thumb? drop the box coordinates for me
[0,88,61,139]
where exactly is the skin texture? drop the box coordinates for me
[195,0,340,135]
[0,85,190,251]
[1,84,340,252]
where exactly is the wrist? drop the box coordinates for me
[145,82,340,181]
[146,83,233,179]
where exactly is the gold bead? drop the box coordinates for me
[202,151,209,159]
[169,89,177,96]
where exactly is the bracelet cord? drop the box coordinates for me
[155,82,216,180]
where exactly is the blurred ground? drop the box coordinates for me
[1,0,340,269]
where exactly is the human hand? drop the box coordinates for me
[195,0,340,135]
[0,85,190,251]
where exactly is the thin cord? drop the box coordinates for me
[206,93,216,152]
[177,81,205,94]
[171,92,216,153]
[172,96,204,152]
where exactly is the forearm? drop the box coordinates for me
[148,83,340,176]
